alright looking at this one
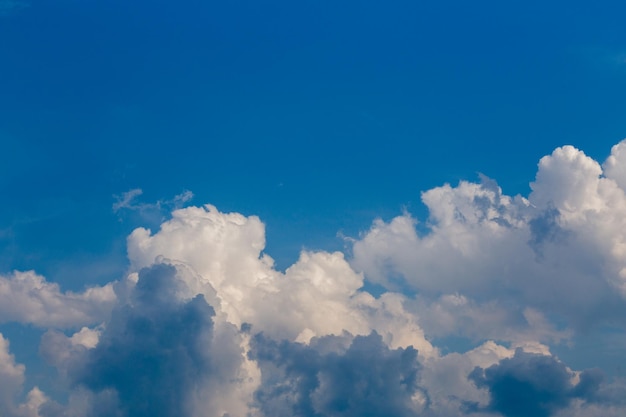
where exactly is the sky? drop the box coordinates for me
[1,0,626,416]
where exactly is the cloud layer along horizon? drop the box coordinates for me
[2,141,626,416]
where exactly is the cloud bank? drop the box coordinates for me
[2,140,626,416]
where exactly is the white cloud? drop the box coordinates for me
[604,139,626,191]
[126,204,435,356]
[0,271,116,328]
[0,334,25,413]
[5,141,626,415]
[0,333,47,417]
[352,143,626,337]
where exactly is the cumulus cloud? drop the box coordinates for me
[0,271,116,328]
[352,142,626,336]
[126,204,435,355]
[5,140,626,416]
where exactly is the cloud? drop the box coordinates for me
[5,141,626,416]
[468,349,604,417]
[126,204,435,355]
[408,294,571,346]
[113,189,193,213]
[250,331,426,417]
[603,139,626,192]
[33,204,438,416]
[43,263,255,417]
[112,188,194,225]
[351,142,626,336]
[111,189,144,212]
[0,271,116,328]
[0,333,47,417]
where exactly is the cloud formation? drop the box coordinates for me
[126,205,433,353]
[2,140,626,416]
[251,331,425,417]
[0,271,115,328]
[352,142,626,334]
[469,349,601,417]
[41,263,254,417]
[0,333,46,417]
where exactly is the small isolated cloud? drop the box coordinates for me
[111,189,144,212]
[112,189,193,223]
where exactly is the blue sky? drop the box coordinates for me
[1,1,626,416]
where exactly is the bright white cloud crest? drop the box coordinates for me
[2,141,626,416]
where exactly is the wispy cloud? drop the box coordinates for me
[112,189,194,224]
[112,189,193,213]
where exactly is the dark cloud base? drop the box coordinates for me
[469,349,604,417]
[251,331,424,417]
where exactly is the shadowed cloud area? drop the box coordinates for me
[251,332,424,417]
[469,350,603,417]
[42,264,244,417]
[74,265,216,416]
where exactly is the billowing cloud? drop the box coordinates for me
[126,205,434,354]
[3,141,626,416]
[352,141,626,337]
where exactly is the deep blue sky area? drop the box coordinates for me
[1,0,626,284]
